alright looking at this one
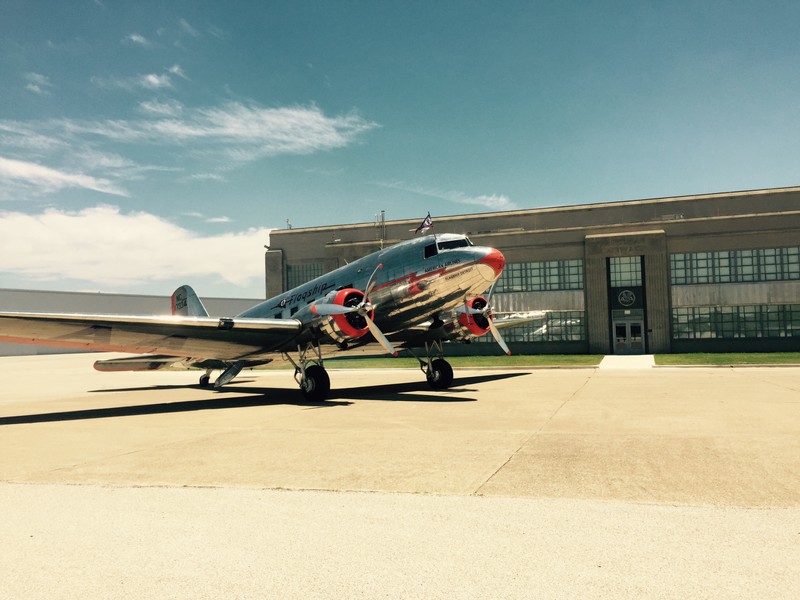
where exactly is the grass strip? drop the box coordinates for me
[655,352,800,365]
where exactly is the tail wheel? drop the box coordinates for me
[300,364,331,401]
[426,358,454,390]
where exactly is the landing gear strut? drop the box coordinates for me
[284,341,331,402]
[411,340,454,390]
[198,362,246,389]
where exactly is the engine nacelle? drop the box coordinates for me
[453,296,492,340]
[318,288,374,343]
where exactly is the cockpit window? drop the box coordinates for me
[437,238,471,251]
[424,243,438,259]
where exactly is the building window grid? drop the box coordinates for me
[670,246,800,285]
[495,259,583,293]
[761,249,780,281]
[672,304,800,339]
[738,250,756,282]
[286,262,325,289]
[476,311,586,343]
[609,256,642,287]
[528,262,545,291]
[716,252,733,283]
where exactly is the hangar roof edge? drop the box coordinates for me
[271,185,800,235]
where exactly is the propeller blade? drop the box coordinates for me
[364,263,383,298]
[311,303,356,316]
[489,321,511,356]
[485,281,497,304]
[365,315,398,357]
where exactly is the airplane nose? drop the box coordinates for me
[478,248,505,280]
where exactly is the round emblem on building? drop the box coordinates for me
[618,289,636,307]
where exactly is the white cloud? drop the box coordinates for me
[137,99,184,117]
[24,72,54,95]
[26,73,51,86]
[71,149,177,181]
[52,103,378,158]
[139,73,173,89]
[0,122,66,152]
[0,103,377,198]
[91,68,175,91]
[376,181,517,211]
[168,64,189,80]
[207,26,226,39]
[457,193,517,210]
[186,172,226,182]
[179,18,200,37]
[0,205,270,289]
[0,156,128,197]
[182,210,231,223]
[124,33,152,47]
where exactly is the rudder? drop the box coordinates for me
[171,285,209,317]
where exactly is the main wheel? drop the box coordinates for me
[426,358,454,389]
[199,373,212,387]
[300,365,331,401]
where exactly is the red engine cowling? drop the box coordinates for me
[456,296,492,338]
[319,288,374,343]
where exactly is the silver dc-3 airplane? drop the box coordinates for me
[0,233,524,401]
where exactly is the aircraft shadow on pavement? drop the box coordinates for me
[0,394,349,426]
[329,371,529,401]
[0,372,529,426]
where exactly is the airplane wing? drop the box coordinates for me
[491,311,548,330]
[0,311,302,361]
[388,311,546,350]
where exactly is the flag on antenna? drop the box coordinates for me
[413,212,433,234]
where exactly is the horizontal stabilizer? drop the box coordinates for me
[172,285,209,317]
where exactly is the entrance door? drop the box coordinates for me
[613,321,645,354]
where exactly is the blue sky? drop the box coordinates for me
[2,1,800,298]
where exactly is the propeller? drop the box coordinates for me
[465,283,511,356]
[488,318,511,356]
[311,263,398,357]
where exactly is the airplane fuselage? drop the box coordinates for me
[238,233,504,348]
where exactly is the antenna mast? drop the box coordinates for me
[376,210,386,249]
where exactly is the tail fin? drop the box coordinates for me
[171,285,209,317]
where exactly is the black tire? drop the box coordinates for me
[426,358,454,389]
[199,374,212,387]
[301,365,331,401]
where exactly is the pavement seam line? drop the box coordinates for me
[471,370,597,496]
[731,368,800,394]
